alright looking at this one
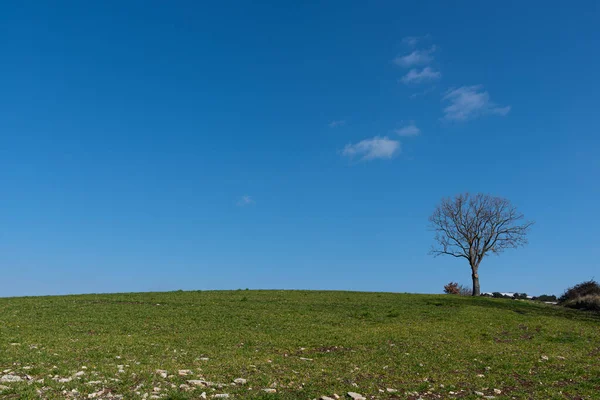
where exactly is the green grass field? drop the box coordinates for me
[1,290,599,399]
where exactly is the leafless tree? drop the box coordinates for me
[429,193,534,296]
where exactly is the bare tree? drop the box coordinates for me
[429,193,533,296]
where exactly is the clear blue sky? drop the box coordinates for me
[1,1,598,297]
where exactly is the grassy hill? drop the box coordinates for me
[1,290,598,399]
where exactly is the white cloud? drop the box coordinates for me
[394,46,436,68]
[342,136,400,161]
[328,120,346,128]
[237,195,255,206]
[400,67,441,84]
[394,123,420,137]
[402,36,419,47]
[409,86,436,99]
[402,35,430,47]
[442,85,511,121]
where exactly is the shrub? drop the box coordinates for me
[444,282,472,296]
[492,292,504,298]
[558,280,600,304]
[562,295,600,312]
[444,282,460,295]
[514,293,529,300]
[459,285,473,296]
[534,294,557,302]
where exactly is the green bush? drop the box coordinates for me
[534,294,557,302]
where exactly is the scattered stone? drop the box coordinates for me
[58,377,72,383]
[262,388,277,393]
[88,389,106,398]
[87,381,103,385]
[179,384,191,391]
[540,355,549,361]
[0,375,22,383]
[156,370,168,378]
[0,385,9,390]
[200,393,207,399]
[233,378,247,385]
[386,388,398,393]
[333,395,340,400]
[493,389,502,394]
[476,374,485,378]
[74,371,85,377]
[213,394,229,398]
[321,396,335,400]
[188,380,212,387]
[347,392,366,400]
[178,369,193,376]
[299,357,313,361]
[475,391,484,396]
[199,357,210,361]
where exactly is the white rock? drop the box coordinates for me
[188,380,211,387]
[213,395,229,398]
[321,396,335,400]
[0,375,22,383]
[156,370,168,378]
[74,371,86,377]
[0,385,9,390]
[493,389,502,394]
[475,391,484,396]
[200,392,207,399]
[262,388,277,393]
[386,388,398,393]
[347,392,366,400]
[233,378,247,385]
[88,389,106,398]
[178,369,193,376]
[199,357,210,361]
[58,377,72,383]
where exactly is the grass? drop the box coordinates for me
[1,290,599,399]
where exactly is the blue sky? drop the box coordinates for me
[1,1,598,297]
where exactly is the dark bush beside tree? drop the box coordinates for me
[444,282,472,296]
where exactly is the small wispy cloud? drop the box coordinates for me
[442,85,511,121]
[394,46,436,68]
[402,36,420,47]
[402,35,429,47]
[328,120,346,128]
[342,136,400,161]
[394,123,420,137]
[409,86,437,99]
[400,67,441,84]
[237,195,255,206]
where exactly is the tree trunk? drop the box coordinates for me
[471,270,480,296]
